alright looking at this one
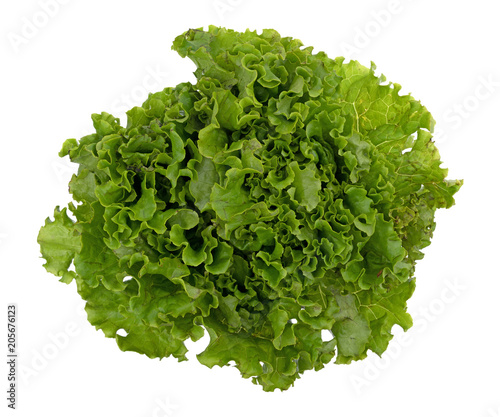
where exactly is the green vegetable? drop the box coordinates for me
[38,26,462,391]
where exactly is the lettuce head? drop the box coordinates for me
[38,26,462,391]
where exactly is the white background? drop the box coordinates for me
[1,0,499,416]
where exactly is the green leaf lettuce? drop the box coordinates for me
[38,26,462,391]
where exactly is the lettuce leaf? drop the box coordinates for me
[38,26,462,391]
